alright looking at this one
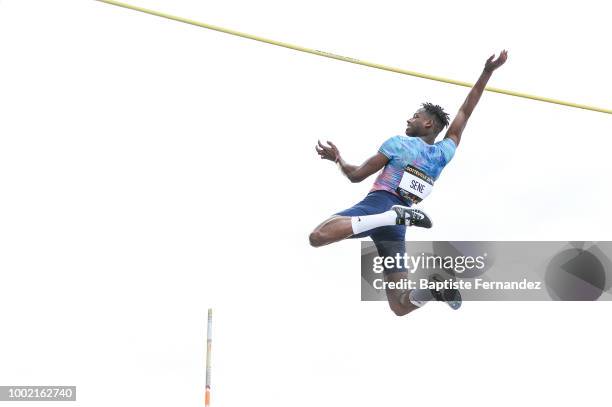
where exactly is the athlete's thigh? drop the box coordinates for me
[332,194,393,239]
[371,226,407,248]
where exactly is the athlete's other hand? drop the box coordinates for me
[484,50,508,72]
[315,140,340,162]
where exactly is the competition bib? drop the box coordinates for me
[396,165,434,204]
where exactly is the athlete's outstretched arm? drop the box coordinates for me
[315,140,388,183]
[445,50,508,146]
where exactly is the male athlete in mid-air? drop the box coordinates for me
[309,50,508,316]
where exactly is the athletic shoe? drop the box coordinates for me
[429,274,462,310]
[391,205,433,228]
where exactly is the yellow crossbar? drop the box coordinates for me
[96,0,611,115]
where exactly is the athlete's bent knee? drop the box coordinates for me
[309,230,326,247]
[388,301,416,317]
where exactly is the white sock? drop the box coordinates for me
[350,210,397,235]
[408,289,433,307]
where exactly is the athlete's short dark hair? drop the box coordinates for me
[421,102,450,131]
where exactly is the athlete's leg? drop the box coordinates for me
[371,236,422,316]
[371,227,436,315]
[308,215,353,247]
[309,206,432,247]
[383,270,420,316]
[374,237,461,314]
[310,192,381,247]
[311,191,400,247]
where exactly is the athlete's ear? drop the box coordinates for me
[424,119,433,129]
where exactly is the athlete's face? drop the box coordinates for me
[406,109,433,137]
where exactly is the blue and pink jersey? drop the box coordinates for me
[371,135,457,204]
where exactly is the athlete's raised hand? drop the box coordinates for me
[445,50,508,147]
[484,50,508,73]
[316,140,340,162]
